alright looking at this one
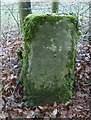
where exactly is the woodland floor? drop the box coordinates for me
[1,37,91,119]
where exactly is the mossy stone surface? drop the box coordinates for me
[20,14,78,105]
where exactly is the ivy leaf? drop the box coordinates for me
[23,101,34,107]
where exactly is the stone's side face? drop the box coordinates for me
[20,14,77,105]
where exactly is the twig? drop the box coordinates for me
[3,3,20,28]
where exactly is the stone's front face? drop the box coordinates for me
[20,15,77,105]
[29,22,71,87]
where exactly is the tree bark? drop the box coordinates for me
[89,1,91,44]
[19,1,32,23]
[52,0,59,13]
[0,0,1,32]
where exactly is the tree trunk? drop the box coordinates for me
[19,1,32,23]
[52,0,59,13]
[0,1,1,32]
[89,1,91,44]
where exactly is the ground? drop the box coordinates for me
[1,37,91,118]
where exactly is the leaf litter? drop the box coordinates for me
[1,37,91,119]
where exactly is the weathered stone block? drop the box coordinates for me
[20,14,77,105]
